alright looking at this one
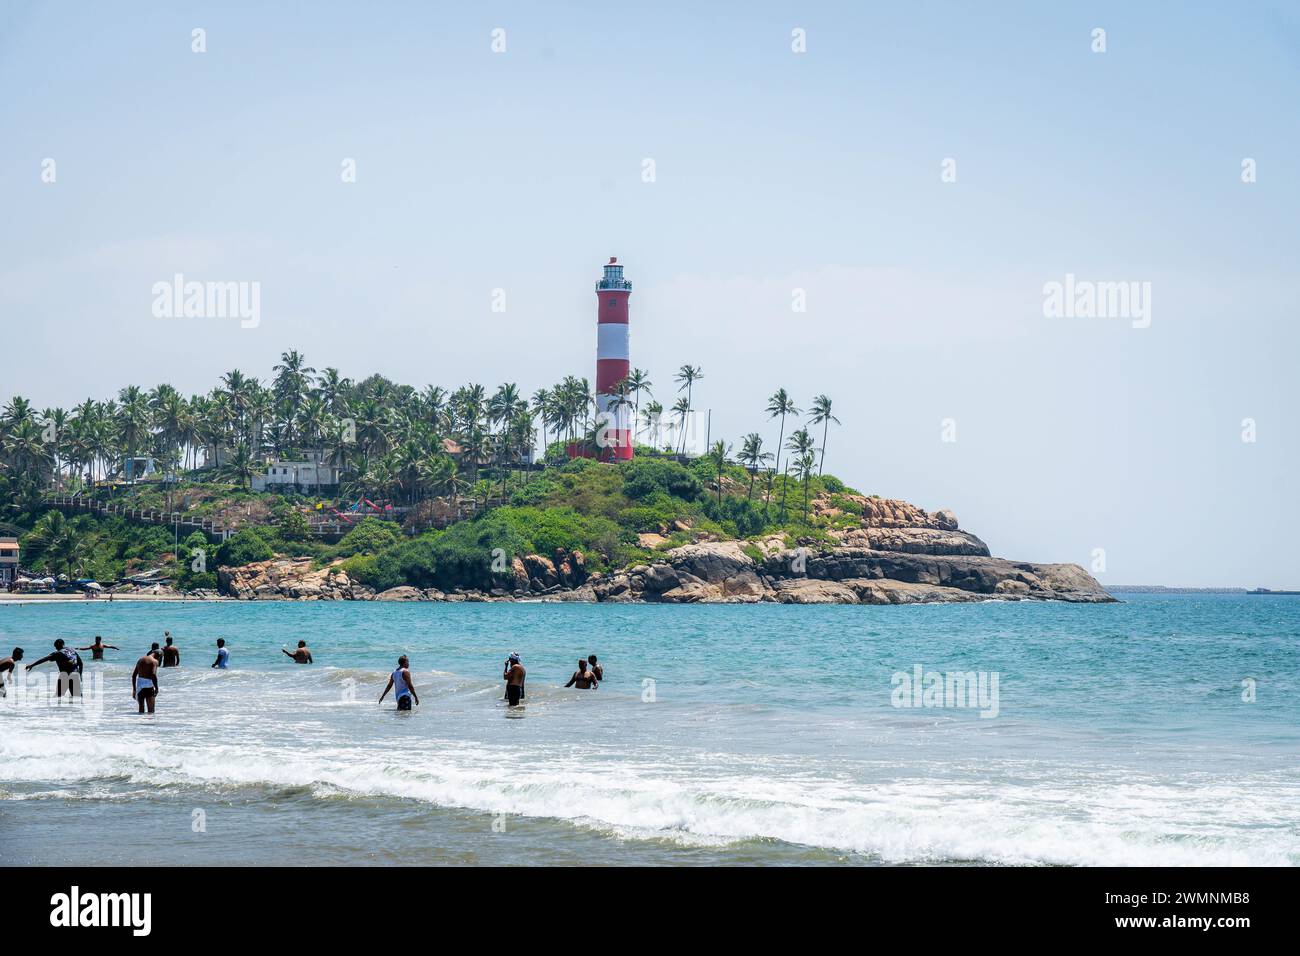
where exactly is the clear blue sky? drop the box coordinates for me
[2,1,1297,586]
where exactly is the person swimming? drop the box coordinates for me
[211,638,229,669]
[131,651,160,714]
[503,654,526,707]
[379,655,420,711]
[162,635,181,667]
[77,636,119,661]
[282,641,313,664]
[565,659,598,690]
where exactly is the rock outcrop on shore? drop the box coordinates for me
[214,497,1114,605]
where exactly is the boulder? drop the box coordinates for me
[846,578,983,604]
[642,563,680,594]
[523,554,559,590]
[657,581,720,603]
[375,586,424,601]
[510,557,530,592]
[862,527,991,557]
[772,579,860,604]
[666,540,766,597]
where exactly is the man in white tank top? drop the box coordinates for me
[379,655,419,711]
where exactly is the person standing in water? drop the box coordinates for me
[587,654,603,681]
[162,635,181,667]
[503,654,526,707]
[0,647,23,697]
[76,636,119,661]
[26,639,83,699]
[130,650,160,714]
[148,643,162,664]
[565,659,598,690]
[282,641,313,664]
[211,638,229,669]
[378,655,420,711]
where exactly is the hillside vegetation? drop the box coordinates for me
[341,456,864,592]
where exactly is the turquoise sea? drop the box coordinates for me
[1,594,1296,866]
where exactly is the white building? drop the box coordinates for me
[0,537,18,586]
[251,460,341,492]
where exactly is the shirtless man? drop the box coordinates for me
[162,635,181,667]
[282,640,313,664]
[0,648,23,697]
[130,651,160,714]
[148,643,162,664]
[77,636,119,661]
[565,659,598,690]
[26,639,83,698]
[378,655,420,711]
[587,654,603,682]
[504,654,526,707]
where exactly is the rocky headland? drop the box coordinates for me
[216,494,1114,605]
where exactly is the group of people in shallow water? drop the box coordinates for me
[0,631,229,714]
[0,634,604,714]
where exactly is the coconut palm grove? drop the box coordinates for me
[0,350,854,593]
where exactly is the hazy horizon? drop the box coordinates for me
[2,1,1297,588]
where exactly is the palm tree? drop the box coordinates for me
[606,377,635,459]
[785,427,815,460]
[418,451,458,502]
[671,397,691,453]
[793,451,817,521]
[2,419,53,481]
[765,389,799,510]
[317,367,352,417]
[641,400,664,449]
[808,394,840,476]
[707,440,731,504]
[531,388,551,461]
[23,510,86,580]
[40,407,69,483]
[325,416,356,477]
[273,350,316,447]
[220,369,256,444]
[736,433,771,499]
[117,386,150,483]
[298,395,328,479]
[626,368,652,441]
[673,365,703,453]
[226,442,256,490]
[2,395,36,429]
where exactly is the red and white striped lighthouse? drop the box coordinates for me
[594,256,633,460]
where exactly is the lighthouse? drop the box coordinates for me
[594,257,633,460]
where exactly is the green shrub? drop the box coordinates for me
[335,516,403,556]
[701,496,768,538]
[278,511,312,541]
[496,506,623,560]
[508,475,561,507]
[425,514,529,589]
[622,458,702,501]
[216,528,275,567]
